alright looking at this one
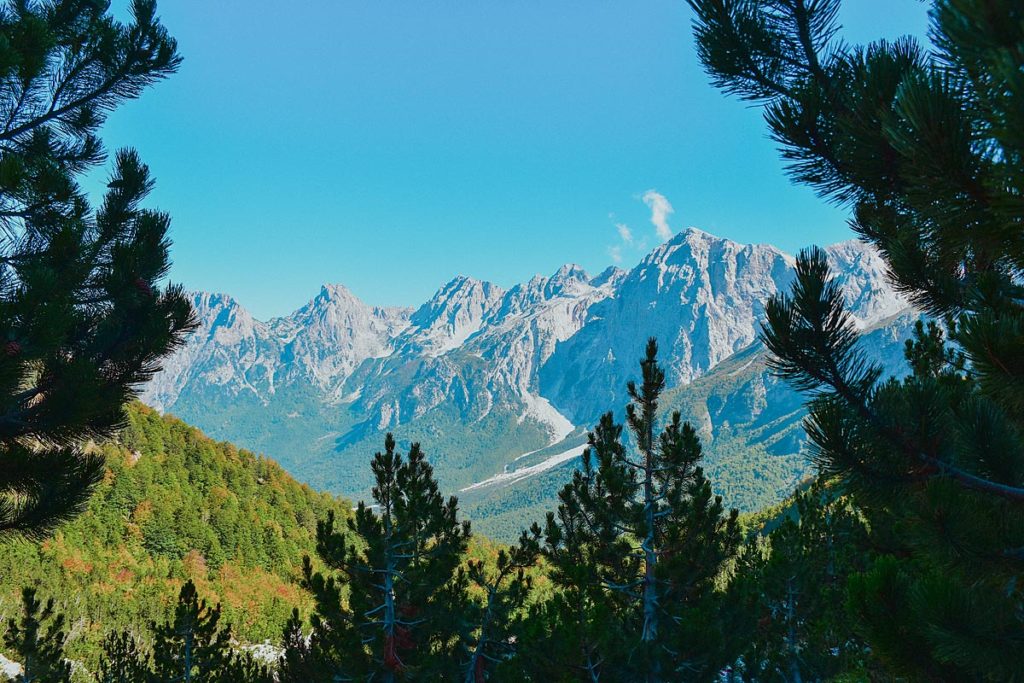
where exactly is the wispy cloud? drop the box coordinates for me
[607,245,623,263]
[616,223,633,245]
[642,190,674,241]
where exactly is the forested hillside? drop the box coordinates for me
[0,404,351,671]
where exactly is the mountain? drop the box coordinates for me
[458,308,916,540]
[141,229,915,538]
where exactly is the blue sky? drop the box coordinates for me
[92,1,930,319]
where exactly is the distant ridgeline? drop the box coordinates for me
[142,229,916,539]
[0,403,351,672]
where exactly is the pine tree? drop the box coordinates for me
[96,631,152,683]
[529,340,741,681]
[4,587,71,683]
[276,609,318,683]
[151,580,234,682]
[458,525,541,682]
[0,0,195,538]
[302,434,471,681]
[212,652,273,683]
[732,481,874,681]
[689,0,1024,677]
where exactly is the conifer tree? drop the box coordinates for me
[515,511,612,682]
[530,340,741,681]
[302,434,471,681]
[276,609,319,683]
[3,587,71,683]
[0,0,195,538]
[732,481,874,681]
[96,631,152,683]
[458,525,541,683]
[213,652,273,683]
[689,0,1024,677]
[151,580,234,682]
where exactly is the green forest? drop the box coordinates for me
[0,403,349,668]
[1,0,1022,681]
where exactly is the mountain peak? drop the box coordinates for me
[192,290,243,309]
[591,265,627,288]
[679,225,718,241]
[318,282,356,298]
[425,275,504,307]
[551,263,588,279]
[544,264,590,298]
[307,283,369,311]
[406,275,506,354]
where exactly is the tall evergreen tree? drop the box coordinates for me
[276,608,319,683]
[3,587,71,683]
[95,631,152,683]
[528,340,741,681]
[302,434,471,681]
[731,481,874,682]
[0,0,194,538]
[689,0,1024,677]
[458,525,541,683]
[151,580,234,682]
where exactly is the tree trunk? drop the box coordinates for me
[641,418,660,683]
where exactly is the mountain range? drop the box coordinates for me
[141,229,915,538]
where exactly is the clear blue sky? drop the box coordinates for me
[91,1,930,319]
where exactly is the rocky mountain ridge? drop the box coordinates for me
[141,229,914,535]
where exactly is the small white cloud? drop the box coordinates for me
[642,190,675,241]
[607,245,623,263]
[616,223,633,245]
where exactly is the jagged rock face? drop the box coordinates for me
[347,263,618,440]
[540,231,909,424]
[140,229,911,506]
[540,229,801,422]
[404,276,507,356]
[272,284,411,396]
[142,288,411,410]
[825,240,906,328]
[141,292,281,410]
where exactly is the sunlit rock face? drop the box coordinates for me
[141,229,911,513]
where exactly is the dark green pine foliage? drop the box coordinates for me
[0,0,194,538]
[689,0,1024,678]
[732,481,874,682]
[276,609,319,683]
[212,653,273,683]
[458,525,541,683]
[528,340,741,682]
[3,587,71,683]
[151,580,234,682]
[95,631,152,683]
[303,434,471,681]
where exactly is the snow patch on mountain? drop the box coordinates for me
[460,443,588,493]
[519,393,574,442]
